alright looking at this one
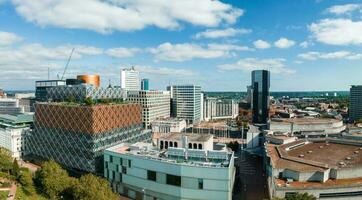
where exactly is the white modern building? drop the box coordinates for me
[104,133,235,200]
[168,85,202,124]
[0,114,33,158]
[0,98,25,115]
[127,90,171,128]
[203,97,238,121]
[121,67,141,91]
[151,118,187,133]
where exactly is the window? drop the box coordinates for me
[166,174,181,187]
[110,155,113,163]
[198,178,203,189]
[122,166,127,174]
[193,143,197,149]
[105,162,108,169]
[128,160,132,168]
[147,170,156,181]
[112,171,115,180]
[188,143,192,149]
[198,144,202,149]
[174,142,178,148]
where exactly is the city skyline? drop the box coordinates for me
[1,0,362,91]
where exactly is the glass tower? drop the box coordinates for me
[251,70,270,124]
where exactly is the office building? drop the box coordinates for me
[0,88,5,97]
[127,90,170,128]
[121,67,140,91]
[168,85,202,124]
[141,79,149,91]
[349,85,362,121]
[0,114,33,158]
[35,80,66,101]
[203,97,239,121]
[251,70,270,124]
[151,118,187,133]
[104,133,235,200]
[267,138,362,199]
[0,98,25,115]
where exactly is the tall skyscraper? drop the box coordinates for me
[251,70,270,124]
[120,67,140,91]
[141,78,149,90]
[167,85,202,124]
[349,85,362,121]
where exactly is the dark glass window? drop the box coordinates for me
[166,174,181,187]
[122,166,127,174]
[147,170,156,181]
[110,155,113,163]
[198,178,203,189]
[128,160,132,168]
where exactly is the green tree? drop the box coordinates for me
[36,160,75,199]
[73,174,118,200]
[84,97,94,106]
[286,192,316,200]
[0,148,13,173]
[19,169,35,195]
[11,159,20,178]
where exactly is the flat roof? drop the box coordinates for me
[271,118,341,124]
[267,139,362,172]
[159,132,212,142]
[0,114,34,124]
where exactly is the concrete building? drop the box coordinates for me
[35,80,66,101]
[121,67,140,91]
[104,133,235,200]
[349,85,362,122]
[266,138,362,199]
[168,85,202,124]
[0,114,33,158]
[127,90,171,128]
[141,79,149,91]
[270,118,346,137]
[203,97,238,121]
[151,118,187,133]
[0,98,25,115]
[251,70,270,124]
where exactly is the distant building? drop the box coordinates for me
[141,78,149,91]
[0,114,33,158]
[0,98,25,115]
[120,67,140,91]
[127,90,170,128]
[0,88,5,97]
[203,97,239,121]
[349,85,362,121]
[104,133,235,200]
[35,80,66,101]
[151,118,187,133]
[251,70,270,124]
[168,85,202,124]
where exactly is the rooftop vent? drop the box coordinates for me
[319,146,324,149]
[326,143,330,146]
[359,147,362,150]
[345,157,352,160]
[354,151,359,154]
[307,150,313,154]
[339,161,345,165]
[299,154,304,158]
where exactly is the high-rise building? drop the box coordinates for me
[141,78,149,91]
[203,97,239,121]
[0,98,25,115]
[167,85,202,124]
[35,80,66,101]
[251,70,270,124]
[104,133,235,200]
[127,90,170,128]
[349,85,362,121]
[120,67,140,91]
[0,114,33,158]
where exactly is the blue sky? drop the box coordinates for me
[1,0,362,91]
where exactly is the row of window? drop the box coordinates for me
[147,170,203,189]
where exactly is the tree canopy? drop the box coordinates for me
[73,174,118,200]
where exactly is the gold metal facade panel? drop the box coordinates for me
[76,75,100,87]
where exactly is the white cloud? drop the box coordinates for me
[135,65,195,76]
[194,28,251,39]
[274,37,295,49]
[207,43,253,51]
[298,51,362,60]
[309,18,362,45]
[106,47,140,58]
[253,40,271,49]
[148,42,227,62]
[218,58,295,74]
[327,4,361,15]
[0,31,23,46]
[299,41,310,48]
[11,0,243,33]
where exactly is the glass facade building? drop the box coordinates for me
[141,79,149,91]
[349,85,362,121]
[251,70,270,124]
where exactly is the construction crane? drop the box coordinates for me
[59,48,75,80]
